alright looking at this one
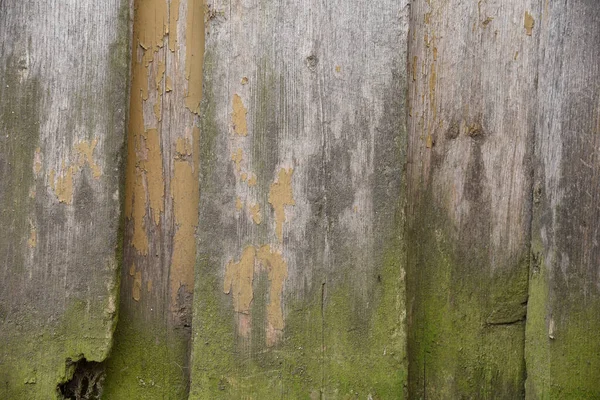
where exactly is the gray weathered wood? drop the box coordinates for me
[0,1,128,398]
[102,0,205,398]
[190,0,408,397]
[525,1,600,398]
[406,0,539,397]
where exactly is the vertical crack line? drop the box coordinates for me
[320,281,326,400]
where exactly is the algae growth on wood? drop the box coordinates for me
[0,1,129,398]
[525,2,600,398]
[406,0,539,397]
[190,0,409,397]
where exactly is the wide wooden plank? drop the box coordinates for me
[102,0,205,398]
[190,0,408,397]
[525,1,600,398]
[0,1,129,398]
[406,1,539,397]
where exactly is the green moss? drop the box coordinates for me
[525,240,600,399]
[407,199,527,399]
[102,308,190,399]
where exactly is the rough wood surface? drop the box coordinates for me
[190,0,408,397]
[0,1,128,398]
[406,0,539,397]
[102,0,205,398]
[525,1,600,398]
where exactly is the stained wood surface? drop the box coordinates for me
[190,0,408,397]
[525,1,600,397]
[0,1,128,398]
[406,1,539,397]
[102,0,205,398]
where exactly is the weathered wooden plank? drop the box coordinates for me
[101,0,204,398]
[0,1,129,398]
[190,0,408,397]
[525,1,600,398]
[406,1,539,397]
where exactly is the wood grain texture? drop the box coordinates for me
[525,1,600,397]
[0,1,128,398]
[190,0,408,397]
[102,0,204,398]
[406,0,539,397]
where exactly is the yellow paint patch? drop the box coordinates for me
[241,76,249,85]
[169,0,180,52]
[223,246,256,314]
[247,174,257,187]
[236,197,243,211]
[185,0,204,114]
[75,139,102,178]
[268,168,295,242]
[232,94,248,136]
[49,164,75,205]
[524,11,535,36]
[169,127,200,308]
[335,65,341,73]
[133,270,142,301]
[231,148,243,172]
[256,245,288,333]
[166,76,173,92]
[141,129,165,225]
[241,172,248,182]
[129,263,136,276]
[250,203,262,225]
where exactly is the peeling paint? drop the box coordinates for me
[223,246,256,315]
[184,0,204,114]
[247,174,257,187]
[166,76,173,92]
[250,203,262,225]
[231,148,243,172]
[236,197,243,211]
[170,128,200,308]
[133,270,142,301]
[241,172,248,182]
[256,245,288,345]
[268,168,295,242]
[524,11,535,36]
[169,0,180,52]
[155,60,165,90]
[49,164,75,204]
[131,169,149,255]
[141,129,164,225]
[232,94,248,136]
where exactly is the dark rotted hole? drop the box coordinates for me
[58,358,105,400]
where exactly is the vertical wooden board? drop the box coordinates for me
[102,0,204,398]
[191,0,408,398]
[526,2,600,398]
[0,1,128,399]
[406,1,539,397]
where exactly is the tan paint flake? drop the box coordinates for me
[169,0,180,52]
[170,127,200,308]
[236,197,243,211]
[147,279,153,293]
[268,168,295,242]
[155,60,166,90]
[223,246,256,314]
[131,169,149,255]
[166,76,173,92]
[129,263,136,276]
[250,203,262,225]
[232,94,248,136]
[524,11,535,36]
[185,0,205,114]
[256,245,288,345]
[241,76,249,85]
[231,148,243,172]
[247,174,257,187]
[133,270,142,301]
